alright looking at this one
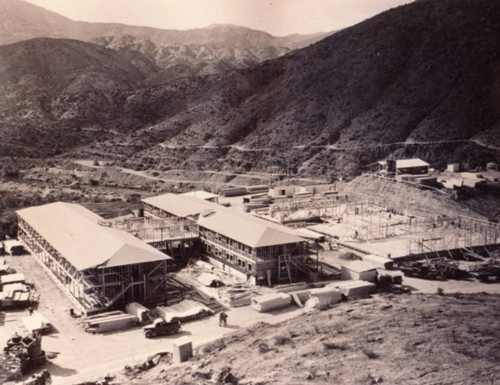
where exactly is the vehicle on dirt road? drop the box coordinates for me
[143,319,181,338]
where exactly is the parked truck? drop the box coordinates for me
[143,318,181,338]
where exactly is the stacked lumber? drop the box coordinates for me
[1,273,25,285]
[84,312,138,333]
[126,302,151,323]
[0,283,33,309]
[305,287,342,309]
[166,276,194,305]
[274,282,309,293]
[327,280,375,298]
[251,293,291,312]
[155,299,214,323]
[217,285,254,307]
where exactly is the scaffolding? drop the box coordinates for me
[18,217,171,316]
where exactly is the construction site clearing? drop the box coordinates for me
[1,175,499,384]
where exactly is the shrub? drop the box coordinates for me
[202,339,226,353]
[323,341,349,351]
[274,335,291,346]
[362,348,380,359]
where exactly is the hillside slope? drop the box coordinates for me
[81,293,500,385]
[0,0,330,81]
[1,0,499,175]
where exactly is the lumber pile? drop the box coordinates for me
[305,287,342,309]
[251,293,291,312]
[84,312,138,333]
[327,280,375,298]
[126,302,152,323]
[0,283,36,309]
[155,299,214,323]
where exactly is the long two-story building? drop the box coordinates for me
[141,193,311,285]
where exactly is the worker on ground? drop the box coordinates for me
[219,311,228,327]
[28,306,33,316]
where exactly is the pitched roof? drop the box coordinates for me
[197,209,306,248]
[142,193,216,218]
[17,202,170,271]
[395,158,430,168]
[378,158,430,169]
[180,190,218,200]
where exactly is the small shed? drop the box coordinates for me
[269,185,295,199]
[447,163,460,172]
[341,261,377,282]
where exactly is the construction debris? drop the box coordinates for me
[1,332,47,381]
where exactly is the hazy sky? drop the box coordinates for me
[24,0,414,36]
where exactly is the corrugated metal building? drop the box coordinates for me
[17,202,172,315]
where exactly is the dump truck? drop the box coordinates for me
[143,318,181,338]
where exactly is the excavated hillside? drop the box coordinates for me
[0,0,499,175]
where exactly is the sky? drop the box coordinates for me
[23,0,414,36]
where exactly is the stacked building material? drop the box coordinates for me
[155,299,214,323]
[0,283,34,309]
[327,280,375,298]
[306,287,343,308]
[126,302,151,323]
[275,282,309,293]
[251,293,291,312]
[1,273,26,286]
[85,312,138,333]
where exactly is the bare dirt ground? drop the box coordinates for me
[0,254,304,385]
[78,292,500,385]
[3,252,500,385]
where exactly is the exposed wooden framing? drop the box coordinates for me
[17,215,171,315]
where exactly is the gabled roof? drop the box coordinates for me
[180,190,218,200]
[17,202,170,271]
[395,158,430,168]
[142,193,216,218]
[198,209,306,248]
[378,158,430,168]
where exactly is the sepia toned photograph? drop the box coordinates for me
[0,0,499,384]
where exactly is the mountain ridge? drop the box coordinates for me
[0,0,499,176]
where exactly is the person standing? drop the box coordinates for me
[219,311,228,327]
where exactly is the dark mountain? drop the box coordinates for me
[1,0,499,176]
[0,0,329,80]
